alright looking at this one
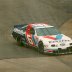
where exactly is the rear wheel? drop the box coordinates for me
[38,41,44,53]
[16,36,24,46]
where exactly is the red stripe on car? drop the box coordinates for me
[43,36,56,40]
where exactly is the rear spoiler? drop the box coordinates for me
[14,24,24,28]
[14,24,28,28]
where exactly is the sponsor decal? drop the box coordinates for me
[43,34,63,40]
[26,24,33,45]
[56,34,63,40]
[43,36,56,40]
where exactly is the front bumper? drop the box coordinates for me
[53,47,72,54]
[44,46,72,55]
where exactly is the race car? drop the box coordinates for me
[12,23,72,54]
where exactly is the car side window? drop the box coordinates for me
[30,28,35,35]
[20,27,26,32]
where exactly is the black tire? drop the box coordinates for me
[12,32,17,39]
[38,41,44,53]
[16,36,24,46]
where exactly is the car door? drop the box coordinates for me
[26,25,35,46]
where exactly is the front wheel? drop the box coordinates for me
[38,41,44,53]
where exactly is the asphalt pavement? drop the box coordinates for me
[0,0,72,72]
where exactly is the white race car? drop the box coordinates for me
[12,23,72,54]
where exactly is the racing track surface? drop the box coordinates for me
[0,0,72,72]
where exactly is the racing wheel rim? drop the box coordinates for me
[38,41,44,53]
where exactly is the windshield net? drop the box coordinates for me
[36,27,61,36]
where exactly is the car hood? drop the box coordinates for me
[38,34,72,43]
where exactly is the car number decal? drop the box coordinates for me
[27,35,34,45]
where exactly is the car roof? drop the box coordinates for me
[29,23,53,28]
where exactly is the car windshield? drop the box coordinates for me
[36,27,61,36]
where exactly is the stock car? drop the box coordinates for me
[12,23,72,54]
